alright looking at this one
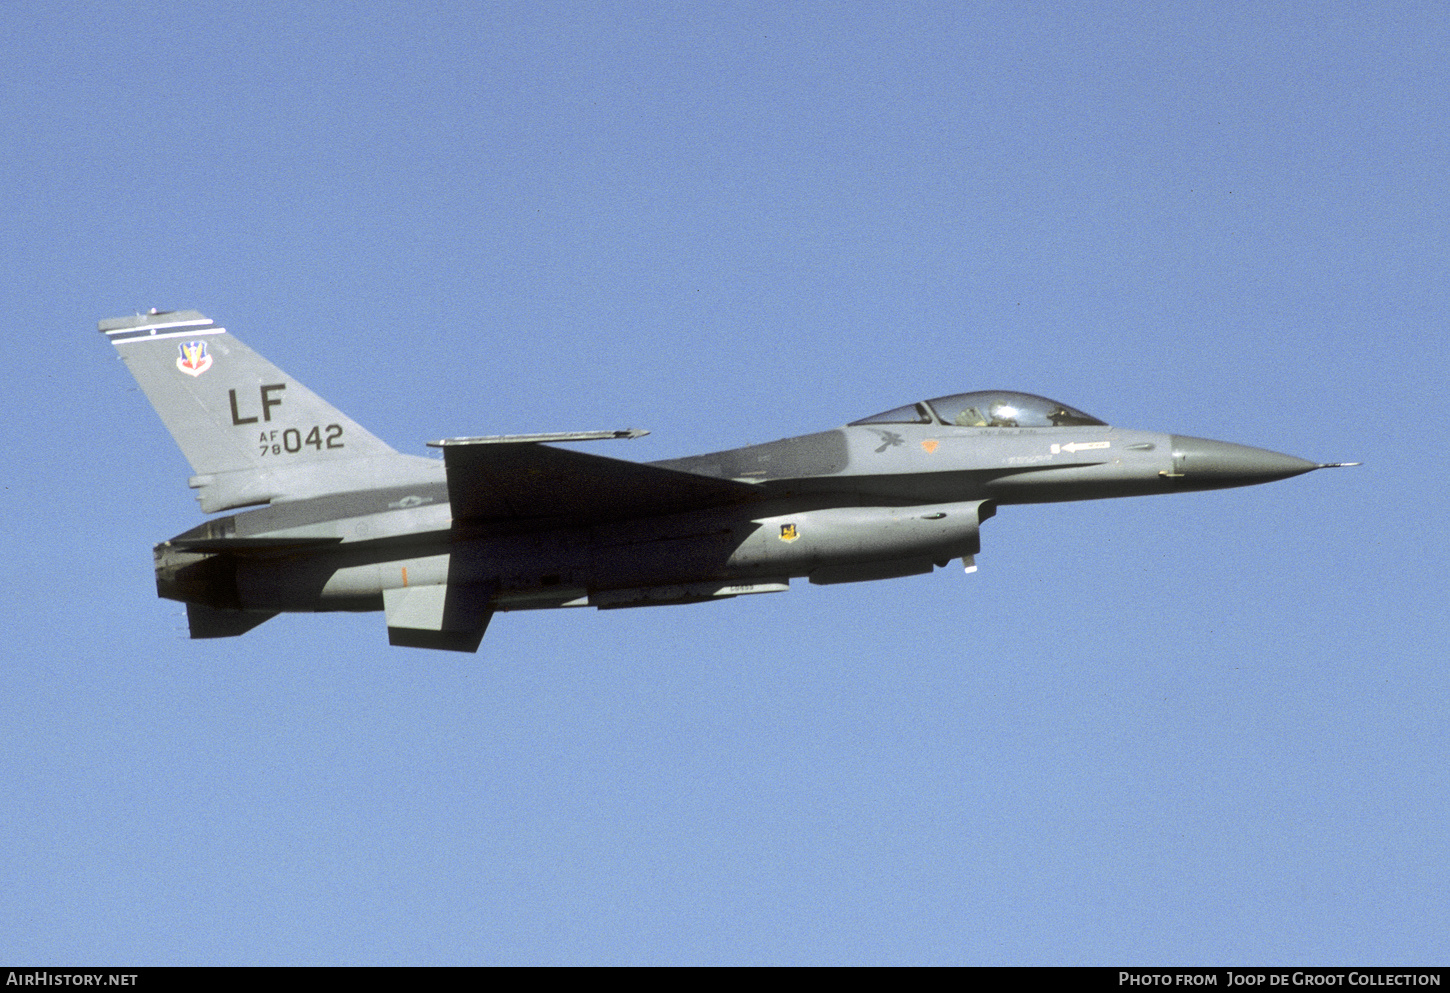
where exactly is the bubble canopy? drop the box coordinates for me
[850,391,1107,428]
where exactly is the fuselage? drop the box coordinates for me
[102,312,1346,649]
[155,417,1318,616]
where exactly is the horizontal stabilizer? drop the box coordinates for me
[435,440,762,526]
[383,583,493,653]
[387,626,489,652]
[187,603,277,639]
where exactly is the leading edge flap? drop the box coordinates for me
[431,440,763,526]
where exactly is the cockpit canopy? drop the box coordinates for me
[850,391,1106,429]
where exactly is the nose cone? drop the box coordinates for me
[1169,435,1321,489]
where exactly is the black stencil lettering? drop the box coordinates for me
[260,383,286,422]
[229,389,258,425]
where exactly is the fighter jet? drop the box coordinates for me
[102,310,1356,651]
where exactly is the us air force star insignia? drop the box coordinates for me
[176,340,212,377]
[779,523,799,542]
[921,439,939,453]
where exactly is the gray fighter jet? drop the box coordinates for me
[103,310,1356,651]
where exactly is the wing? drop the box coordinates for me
[432,438,763,526]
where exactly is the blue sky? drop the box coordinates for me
[3,0,1446,965]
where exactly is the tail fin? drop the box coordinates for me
[102,310,426,512]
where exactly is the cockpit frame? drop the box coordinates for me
[850,391,1106,429]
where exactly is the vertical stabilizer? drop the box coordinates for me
[102,310,434,512]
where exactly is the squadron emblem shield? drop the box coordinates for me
[779,523,799,542]
[176,340,212,377]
